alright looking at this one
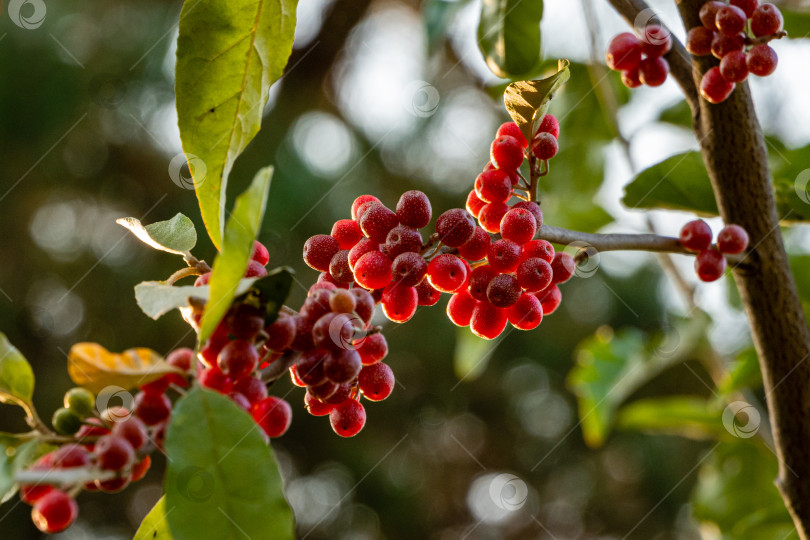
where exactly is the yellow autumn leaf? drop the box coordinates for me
[68,343,183,394]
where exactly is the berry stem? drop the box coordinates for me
[166,265,202,285]
[745,30,788,46]
[16,466,120,487]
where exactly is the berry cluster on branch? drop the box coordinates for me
[606,25,673,88]
[679,219,749,281]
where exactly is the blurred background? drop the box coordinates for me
[1,0,809,538]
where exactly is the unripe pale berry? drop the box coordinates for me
[416,279,441,306]
[606,32,642,71]
[457,226,492,261]
[535,285,562,315]
[330,399,366,437]
[330,288,357,313]
[488,239,522,273]
[751,3,783,37]
[686,27,714,56]
[720,50,749,83]
[496,122,528,148]
[680,219,713,252]
[252,396,292,438]
[490,135,524,171]
[63,387,94,418]
[639,57,670,87]
[639,25,673,57]
[747,44,778,76]
[354,251,393,290]
[537,114,560,139]
[717,224,749,254]
[486,274,522,308]
[470,301,508,340]
[381,284,418,323]
[507,293,544,330]
[52,408,82,435]
[427,254,468,293]
[475,169,512,203]
[303,234,341,272]
[478,202,510,234]
[551,252,576,284]
[331,219,364,250]
[700,66,735,104]
[396,190,432,229]
[531,132,558,160]
[695,247,727,282]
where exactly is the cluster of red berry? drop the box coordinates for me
[687,1,783,103]
[606,25,673,88]
[680,220,749,281]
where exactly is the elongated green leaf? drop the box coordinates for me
[199,167,273,344]
[237,267,294,326]
[616,396,727,440]
[0,439,41,504]
[165,388,294,540]
[117,214,197,256]
[478,0,543,79]
[503,60,570,144]
[134,496,173,540]
[0,333,34,406]
[176,0,297,249]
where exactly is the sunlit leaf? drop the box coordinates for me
[134,496,173,540]
[117,213,197,256]
[164,388,294,539]
[503,59,570,143]
[0,333,34,406]
[67,343,182,394]
[616,396,727,440]
[176,0,297,248]
[199,167,272,344]
[478,0,544,79]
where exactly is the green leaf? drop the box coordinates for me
[236,267,294,326]
[453,327,496,382]
[199,167,273,344]
[566,315,708,447]
[503,59,570,144]
[423,0,470,55]
[134,496,173,540]
[717,348,762,397]
[0,439,41,505]
[622,151,718,215]
[478,0,543,79]
[176,0,297,249]
[657,99,691,128]
[0,333,34,406]
[692,442,797,539]
[616,396,727,440]
[117,214,197,256]
[164,388,294,540]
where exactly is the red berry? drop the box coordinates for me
[194,271,211,286]
[218,339,259,380]
[475,169,512,204]
[716,5,747,35]
[312,312,349,350]
[251,240,270,266]
[700,1,726,29]
[32,491,78,533]
[131,455,152,482]
[331,219,364,250]
[351,195,381,220]
[305,391,334,416]
[359,202,399,243]
[167,347,194,372]
[353,251,393,290]
[496,121,528,148]
[751,3,783,37]
[358,362,395,401]
[551,252,576,284]
[297,348,328,386]
[427,254,468,292]
[720,50,749,82]
[111,417,149,450]
[512,201,543,229]
[700,66,736,103]
[531,132,558,160]
[717,224,749,254]
[711,32,745,59]
[391,251,428,287]
[140,374,171,395]
[516,257,553,292]
[457,226,492,261]
[244,260,267,278]
[470,302,508,340]
[324,348,362,383]
[686,27,714,56]
[639,25,673,57]
[382,225,423,259]
[680,219,713,252]
[747,44,778,76]
[265,313,297,351]
[468,264,498,302]
[350,288,376,324]
[348,238,380,270]
[381,283,418,323]
[466,190,487,218]
[695,247,727,282]
[731,0,759,18]
[478,201,509,234]
[252,396,292,438]
[621,68,642,88]
[328,250,354,283]
[233,376,268,404]
[436,208,476,247]
[289,364,306,387]
[487,239,521,273]
[95,476,131,493]
[303,234,341,272]
[535,285,562,315]
[606,32,642,71]
[490,135,524,171]
[507,293,543,330]
[447,290,478,326]
[134,391,172,425]
[500,208,537,245]
[356,332,388,365]
[537,114,560,139]
[396,190,432,228]
[309,380,340,402]
[95,435,135,471]
[486,274,522,308]
[639,56,670,87]
[330,399,366,437]
[415,279,441,306]
[520,239,554,263]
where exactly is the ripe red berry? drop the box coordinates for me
[491,135,524,171]
[751,3,783,37]
[416,279,441,306]
[731,0,759,18]
[747,44,778,76]
[134,391,172,425]
[500,208,537,245]
[621,68,642,88]
[711,32,745,59]
[381,283,418,323]
[639,25,673,57]
[265,313,297,351]
[680,219,713,251]
[686,26,715,56]
[245,260,268,278]
[194,271,211,286]
[436,208,476,247]
[700,66,735,103]
[488,239,522,273]
[167,347,194,372]
[606,32,642,71]
[468,264,497,302]
[531,132,558,160]
[330,399,366,437]
[354,251,393,290]
[700,1,726,29]
[695,247,727,282]
[396,190,432,229]
[496,121,528,148]
[309,380,339,402]
[470,302,508,340]
[516,257,553,292]
[351,195,381,220]
[466,190,486,218]
[331,219,364,250]
[716,5,747,35]
[358,363,395,401]
[717,224,749,254]
[521,239,554,263]
[458,226,492,261]
[475,169,512,204]
[111,417,149,451]
[348,238,380,270]
[234,376,268,404]
[251,240,270,266]
[95,435,135,471]
[95,476,131,493]
[507,293,544,330]
[356,332,388,365]
[305,391,334,416]
[359,202,399,243]
[391,251,428,287]
[537,114,560,139]
[535,285,562,315]
[478,201,509,234]
[551,252,576,284]
[324,348,362,383]
[447,290,478,326]
[218,339,259,380]
[639,57,670,87]
[486,274,522,308]
[720,50,749,83]
[350,288,376,324]
[329,250,354,283]
[130,455,152,482]
[252,396,292,438]
[427,254,468,292]
[303,234,341,272]
[382,225,423,259]
[32,491,78,533]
